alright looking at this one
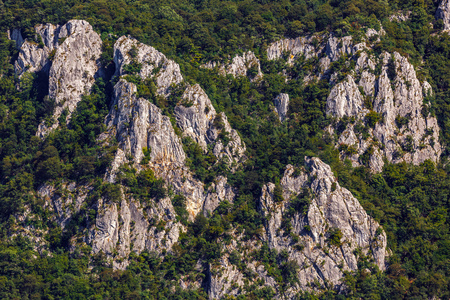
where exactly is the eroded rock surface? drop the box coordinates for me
[104,79,205,217]
[101,36,241,222]
[274,93,290,122]
[37,182,89,230]
[436,0,450,30]
[202,51,262,81]
[268,32,441,172]
[14,23,58,76]
[175,84,246,166]
[90,194,183,270]
[329,52,441,172]
[12,20,103,137]
[113,36,183,96]
[267,35,321,64]
[206,157,387,298]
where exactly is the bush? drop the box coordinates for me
[327,228,343,247]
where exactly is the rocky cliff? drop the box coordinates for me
[12,20,103,137]
[89,35,246,263]
[113,35,183,96]
[8,20,391,297]
[201,51,262,81]
[274,93,290,122]
[436,0,450,30]
[267,32,441,172]
[175,84,246,167]
[206,157,387,298]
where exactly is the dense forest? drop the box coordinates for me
[0,0,449,299]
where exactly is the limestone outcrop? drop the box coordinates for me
[90,194,183,270]
[436,0,450,30]
[201,51,262,81]
[104,79,205,216]
[259,158,387,291]
[11,20,103,137]
[90,36,243,260]
[9,21,397,294]
[14,23,58,76]
[113,36,183,96]
[328,52,441,172]
[206,157,387,298]
[274,93,290,122]
[37,182,90,230]
[267,35,321,65]
[175,84,246,166]
[267,32,441,172]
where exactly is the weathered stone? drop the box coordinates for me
[203,176,234,216]
[258,158,387,292]
[206,157,387,297]
[318,44,442,171]
[14,20,104,137]
[436,0,450,30]
[202,51,262,81]
[105,79,205,216]
[175,84,246,166]
[326,75,367,119]
[267,35,321,64]
[113,36,183,96]
[37,182,89,229]
[274,93,290,122]
[8,28,24,49]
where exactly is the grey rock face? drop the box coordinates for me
[105,79,205,217]
[274,93,290,122]
[325,36,354,62]
[8,28,24,49]
[258,158,387,292]
[94,35,245,262]
[90,194,183,270]
[208,256,245,299]
[96,76,241,263]
[203,176,234,216]
[14,23,58,77]
[40,20,102,136]
[12,20,103,137]
[267,35,321,64]
[267,31,381,73]
[207,251,277,299]
[175,84,246,166]
[326,75,366,119]
[436,0,450,30]
[268,33,441,172]
[113,36,183,96]
[328,51,442,172]
[175,84,219,150]
[105,36,241,217]
[206,157,387,297]
[35,181,181,267]
[202,51,262,81]
[106,79,186,167]
[37,182,89,229]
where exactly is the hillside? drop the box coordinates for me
[0,0,449,299]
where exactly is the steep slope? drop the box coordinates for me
[267,32,441,172]
[436,0,450,30]
[201,51,263,81]
[13,20,103,137]
[175,84,246,168]
[8,20,389,297]
[206,157,386,298]
[90,35,246,264]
